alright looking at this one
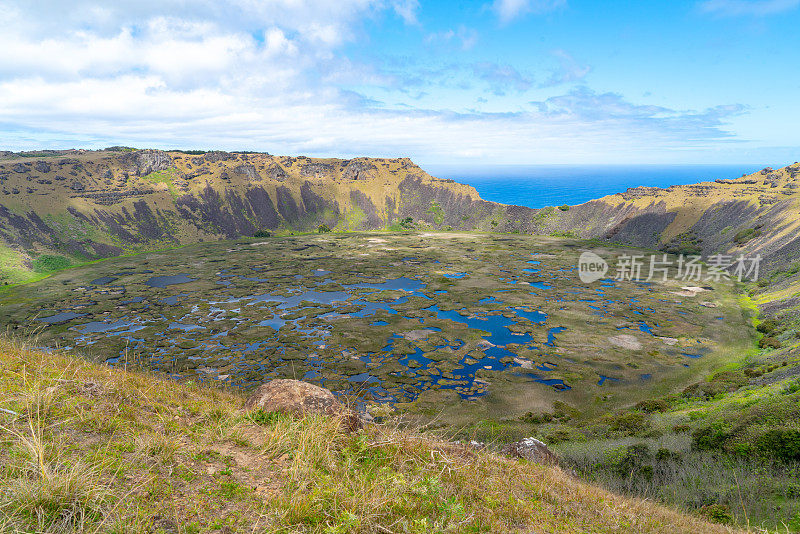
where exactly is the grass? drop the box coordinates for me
[555,434,800,531]
[0,338,740,533]
[0,245,42,287]
[31,254,72,273]
[544,319,800,532]
[142,169,180,197]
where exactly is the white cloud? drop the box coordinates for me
[0,0,760,164]
[391,0,421,25]
[472,62,533,95]
[698,0,800,16]
[491,0,566,24]
[425,26,478,50]
[540,49,590,87]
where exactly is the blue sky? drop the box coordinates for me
[0,0,798,165]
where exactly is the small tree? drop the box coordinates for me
[317,224,331,233]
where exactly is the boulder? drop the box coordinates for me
[502,437,560,466]
[244,379,362,432]
[34,161,51,174]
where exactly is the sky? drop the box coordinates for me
[0,0,798,165]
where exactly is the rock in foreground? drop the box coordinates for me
[245,379,362,432]
[502,437,561,467]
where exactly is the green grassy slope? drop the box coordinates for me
[0,339,739,533]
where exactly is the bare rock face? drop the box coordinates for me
[245,379,361,431]
[300,162,335,178]
[266,164,288,182]
[502,437,560,466]
[122,149,172,177]
[203,151,236,163]
[341,160,378,181]
[233,164,258,180]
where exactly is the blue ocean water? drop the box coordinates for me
[425,164,763,209]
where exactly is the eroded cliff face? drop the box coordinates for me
[1,149,799,302]
[0,149,485,264]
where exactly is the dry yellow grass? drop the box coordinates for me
[0,338,744,533]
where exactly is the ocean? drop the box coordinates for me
[425,164,764,209]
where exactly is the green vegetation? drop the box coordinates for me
[141,168,179,196]
[317,224,331,233]
[0,339,729,533]
[558,205,570,211]
[427,200,445,226]
[0,246,40,286]
[543,306,800,531]
[253,230,271,238]
[550,230,578,238]
[534,206,555,220]
[733,227,762,245]
[660,231,703,256]
[336,206,366,232]
[388,217,415,231]
[31,254,71,273]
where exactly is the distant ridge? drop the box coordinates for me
[1,149,799,313]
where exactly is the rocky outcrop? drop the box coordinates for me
[244,379,362,432]
[266,164,288,182]
[341,160,377,181]
[233,164,258,180]
[502,437,560,467]
[122,150,173,177]
[300,162,335,179]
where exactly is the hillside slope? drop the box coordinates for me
[2,149,799,311]
[0,148,495,284]
[0,338,739,533]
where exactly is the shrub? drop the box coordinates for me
[31,255,71,273]
[545,426,581,444]
[317,224,331,233]
[692,424,729,451]
[635,399,670,413]
[558,205,570,211]
[253,230,271,238]
[659,231,703,256]
[655,448,681,462]
[756,428,800,461]
[521,411,552,424]
[758,336,781,349]
[783,378,800,395]
[756,318,778,334]
[609,412,650,435]
[399,217,414,230]
[733,227,761,245]
[698,503,733,524]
